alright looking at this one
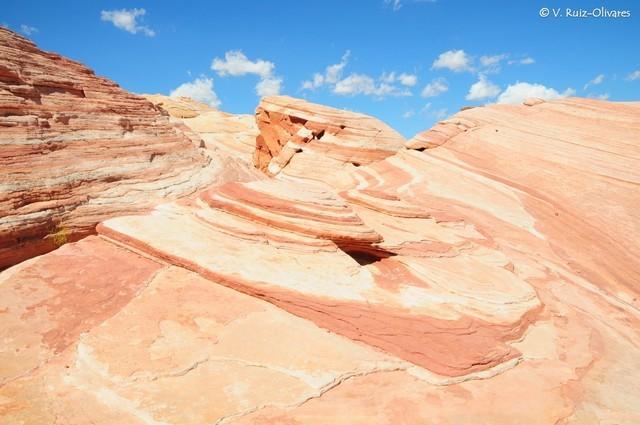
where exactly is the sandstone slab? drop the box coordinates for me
[1,51,639,424]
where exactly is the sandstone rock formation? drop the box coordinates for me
[1,30,640,425]
[0,28,222,269]
[144,94,258,167]
[253,95,405,183]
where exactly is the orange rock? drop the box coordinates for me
[253,95,405,181]
[1,37,640,423]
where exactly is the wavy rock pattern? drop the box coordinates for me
[1,31,640,425]
[0,29,220,269]
[143,95,258,168]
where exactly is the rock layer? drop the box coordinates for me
[144,94,258,167]
[1,33,640,424]
[0,29,218,269]
[253,95,405,181]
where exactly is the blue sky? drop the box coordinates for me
[2,0,639,137]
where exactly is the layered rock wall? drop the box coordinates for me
[0,29,218,268]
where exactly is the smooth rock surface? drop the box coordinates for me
[144,94,258,167]
[1,34,639,424]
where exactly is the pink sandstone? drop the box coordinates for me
[253,95,405,181]
[1,31,640,425]
[0,29,220,269]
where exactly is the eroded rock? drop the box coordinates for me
[0,34,639,424]
[253,95,405,182]
[0,29,219,269]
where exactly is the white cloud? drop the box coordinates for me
[584,74,604,90]
[326,52,350,83]
[433,108,449,119]
[587,92,610,100]
[381,72,418,87]
[302,74,323,90]
[421,77,448,97]
[432,49,473,72]
[466,74,501,101]
[508,56,535,66]
[20,24,38,36]
[626,70,640,81]
[479,54,507,73]
[480,54,506,68]
[334,74,375,95]
[211,50,274,79]
[211,50,282,97]
[385,0,436,11]
[333,73,410,97]
[385,0,402,11]
[497,82,575,104]
[402,109,415,119]
[170,77,220,107]
[420,102,432,113]
[302,51,350,90]
[420,102,448,119]
[100,8,155,37]
[256,77,282,96]
[303,52,412,98]
[398,73,418,86]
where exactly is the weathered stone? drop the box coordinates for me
[253,95,405,182]
[1,32,640,424]
[0,29,219,269]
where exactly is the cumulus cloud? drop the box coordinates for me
[333,74,374,95]
[432,49,473,72]
[333,73,410,97]
[381,72,418,87]
[479,54,507,73]
[170,76,220,107]
[497,82,575,104]
[211,50,274,79]
[626,70,640,81]
[302,51,350,90]
[211,50,282,97]
[520,57,535,65]
[20,24,38,36]
[100,8,155,36]
[421,77,448,97]
[398,73,418,86]
[256,77,283,96]
[584,74,604,90]
[302,52,413,98]
[480,54,506,68]
[466,74,501,101]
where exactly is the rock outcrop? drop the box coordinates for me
[144,94,258,167]
[253,95,405,182]
[1,31,640,425]
[0,29,220,269]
